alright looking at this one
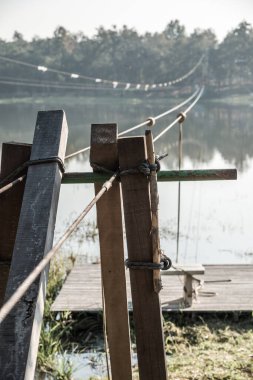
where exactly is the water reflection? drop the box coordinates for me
[0,96,253,263]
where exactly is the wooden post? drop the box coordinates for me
[0,110,68,379]
[145,130,162,293]
[118,136,168,380]
[90,124,132,380]
[0,143,31,306]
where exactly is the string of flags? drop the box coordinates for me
[0,54,204,91]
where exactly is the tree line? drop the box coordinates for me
[0,20,253,96]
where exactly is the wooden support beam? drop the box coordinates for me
[0,143,31,306]
[118,136,168,380]
[0,110,68,379]
[90,124,132,380]
[62,168,237,184]
[145,130,162,293]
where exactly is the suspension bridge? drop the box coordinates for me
[0,55,249,380]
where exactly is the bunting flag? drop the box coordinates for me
[0,54,205,92]
[37,66,48,72]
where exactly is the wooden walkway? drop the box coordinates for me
[51,263,253,312]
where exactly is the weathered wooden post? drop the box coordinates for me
[118,136,168,380]
[90,124,132,380]
[0,143,31,306]
[0,110,68,379]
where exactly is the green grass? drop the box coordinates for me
[36,255,76,380]
[163,315,253,380]
[37,258,253,380]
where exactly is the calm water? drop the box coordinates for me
[1,95,253,266]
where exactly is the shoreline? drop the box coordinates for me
[0,93,253,107]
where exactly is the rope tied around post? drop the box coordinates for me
[91,153,168,178]
[0,156,65,189]
[125,253,172,271]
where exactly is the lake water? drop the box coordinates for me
[1,94,253,379]
[1,94,253,266]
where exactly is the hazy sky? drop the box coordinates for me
[1,0,253,42]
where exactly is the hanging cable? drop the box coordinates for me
[153,86,204,143]
[0,86,203,192]
[0,86,205,322]
[0,54,204,90]
[176,117,183,263]
[65,86,200,160]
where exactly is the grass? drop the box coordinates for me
[37,258,253,380]
[163,314,253,380]
[36,255,76,380]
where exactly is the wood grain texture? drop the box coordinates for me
[52,264,253,312]
[90,124,132,380]
[0,110,68,380]
[0,143,31,306]
[145,130,162,293]
[118,136,168,380]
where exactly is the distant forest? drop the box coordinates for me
[0,20,253,97]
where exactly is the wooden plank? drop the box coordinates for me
[0,143,31,306]
[51,263,253,313]
[161,264,205,275]
[90,124,132,380]
[62,169,237,184]
[118,136,168,380]
[0,110,68,379]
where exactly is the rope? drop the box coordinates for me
[0,87,202,194]
[0,172,118,324]
[125,254,172,271]
[0,156,65,188]
[0,54,204,90]
[176,117,184,263]
[91,154,167,177]
[153,86,205,143]
[65,86,200,160]
[0,175,26,195]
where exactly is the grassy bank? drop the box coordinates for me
[37,259,253,380]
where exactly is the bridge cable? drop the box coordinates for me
[65,86,200,159]
[0,86,205,322]
[153,86,204,142]
[0,87,203,194]
[0,54,204,90]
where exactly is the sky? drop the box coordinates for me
[1,0,253,42]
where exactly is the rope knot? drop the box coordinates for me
[177,112,186,123]
[146,117,156,127]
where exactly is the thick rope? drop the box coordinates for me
[176,119,184,263]
[153,86,204,143]
[0,86,206,320]
[0,87,203,195]
[0,175,26,195]
[65,86,200,159]
[0,172,118,324]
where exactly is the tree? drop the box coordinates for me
[13,31,24,41]
[164,20,185,40]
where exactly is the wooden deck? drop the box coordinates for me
[51,263,253,312]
